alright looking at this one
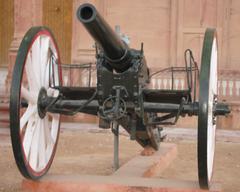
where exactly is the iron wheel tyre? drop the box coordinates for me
[10,26,62,179]
[198,28,218,189]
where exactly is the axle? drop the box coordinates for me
[39,97,230,118]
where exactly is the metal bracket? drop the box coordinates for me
[100,86,128,121]
[112,121,119,171]
[130,119,137,140]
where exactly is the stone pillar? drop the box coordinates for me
[6,0,43,94]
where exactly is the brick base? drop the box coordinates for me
[22,143,221,192]
[22,175,221,192]
[114,143,177,178]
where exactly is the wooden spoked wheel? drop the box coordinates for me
[10,26,62,179]
[198,28,218,189]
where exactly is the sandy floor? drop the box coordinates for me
[0,128,239,192]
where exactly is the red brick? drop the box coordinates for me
[114,143,177,177]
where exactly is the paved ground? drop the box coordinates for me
[0,123,240,192]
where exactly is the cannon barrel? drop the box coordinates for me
[77,3,131,72]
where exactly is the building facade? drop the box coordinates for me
[1,0,240,129]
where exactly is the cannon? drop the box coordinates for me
[10,3,230,189]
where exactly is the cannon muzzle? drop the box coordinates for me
[77,3,131,72]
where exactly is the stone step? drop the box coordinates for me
[0,122,9,128]
[0,113,9,128]
[0,94,9,103]
[0,103,9,112]
[0,103,9,128]
[0,113,9,123]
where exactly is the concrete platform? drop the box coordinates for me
[22,143,221,192]
[22,175,221,192]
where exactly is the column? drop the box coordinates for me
[6,0,43,93]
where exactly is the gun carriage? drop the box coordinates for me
[10,3,230,189]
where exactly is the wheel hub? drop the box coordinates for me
[37,87,48,119]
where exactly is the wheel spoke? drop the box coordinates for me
[21,86,37,104]
[25,54,40,91]
[40,36,50,87]
[38,119,46,169]
[54,65,60,87]
[46,141,54,160]
[29,118,41,170]
[44,61,50,88]
[22,116,37,159]
[50,114,60,142]
[44,116,54,146]
[20,105,37,131]
[45,118,54,160]
[50,53,60,87]
[31,37,41,85]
